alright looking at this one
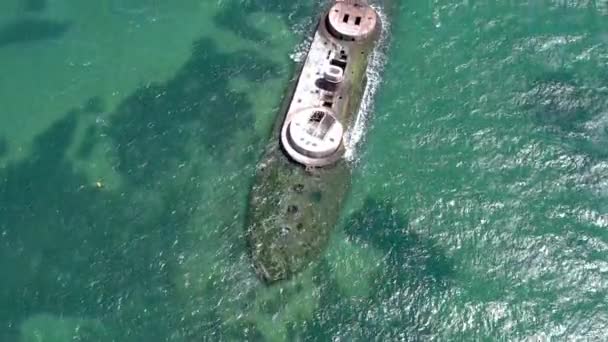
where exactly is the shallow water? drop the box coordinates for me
[1,0,607,341]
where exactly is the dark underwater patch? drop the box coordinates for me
[213,2,267,43]
[0,113,95,325]
[0,9,287,340]
[0,108,202,340]
[75,125,98,159]
[82,96,105,114]
[0,137,7,157]
[23,0,47,13]
[73,97,106,159]
[213,0,317,43]
[0,19,70,48]
[518,68,608,161]
[520,70,608,131]
[0,1,319,339]
[344,197,454,288]
[301,198,454,340]
[107,37,280,185]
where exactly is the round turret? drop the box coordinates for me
[281,107,344,166]
[326,1,378,42]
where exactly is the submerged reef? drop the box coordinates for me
[22,0,47,13]
[0,19,70,48]
[0,1,304,340]
[108,37,279,184]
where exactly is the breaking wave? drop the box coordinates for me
[344,3,391,161]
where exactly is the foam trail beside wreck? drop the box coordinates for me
[344,3,390,161]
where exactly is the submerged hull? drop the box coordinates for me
[247,0,382,283]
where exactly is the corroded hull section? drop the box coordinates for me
[247,0,381,283]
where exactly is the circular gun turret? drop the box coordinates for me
[283,108,344,166]
[326,1,378,42]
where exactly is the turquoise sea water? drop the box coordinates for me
[1,0,607,340]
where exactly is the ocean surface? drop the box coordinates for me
[1,0,607,340]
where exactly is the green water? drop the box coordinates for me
[1,0,607,340]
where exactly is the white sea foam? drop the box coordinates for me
[289,33,314,63]
[344,3,391,162]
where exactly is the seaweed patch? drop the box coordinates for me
[0,19,70,48]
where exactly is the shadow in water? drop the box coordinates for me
[0,19,70,48]
[303,198,454,341]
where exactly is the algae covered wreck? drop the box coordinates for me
[247,0,383,283]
